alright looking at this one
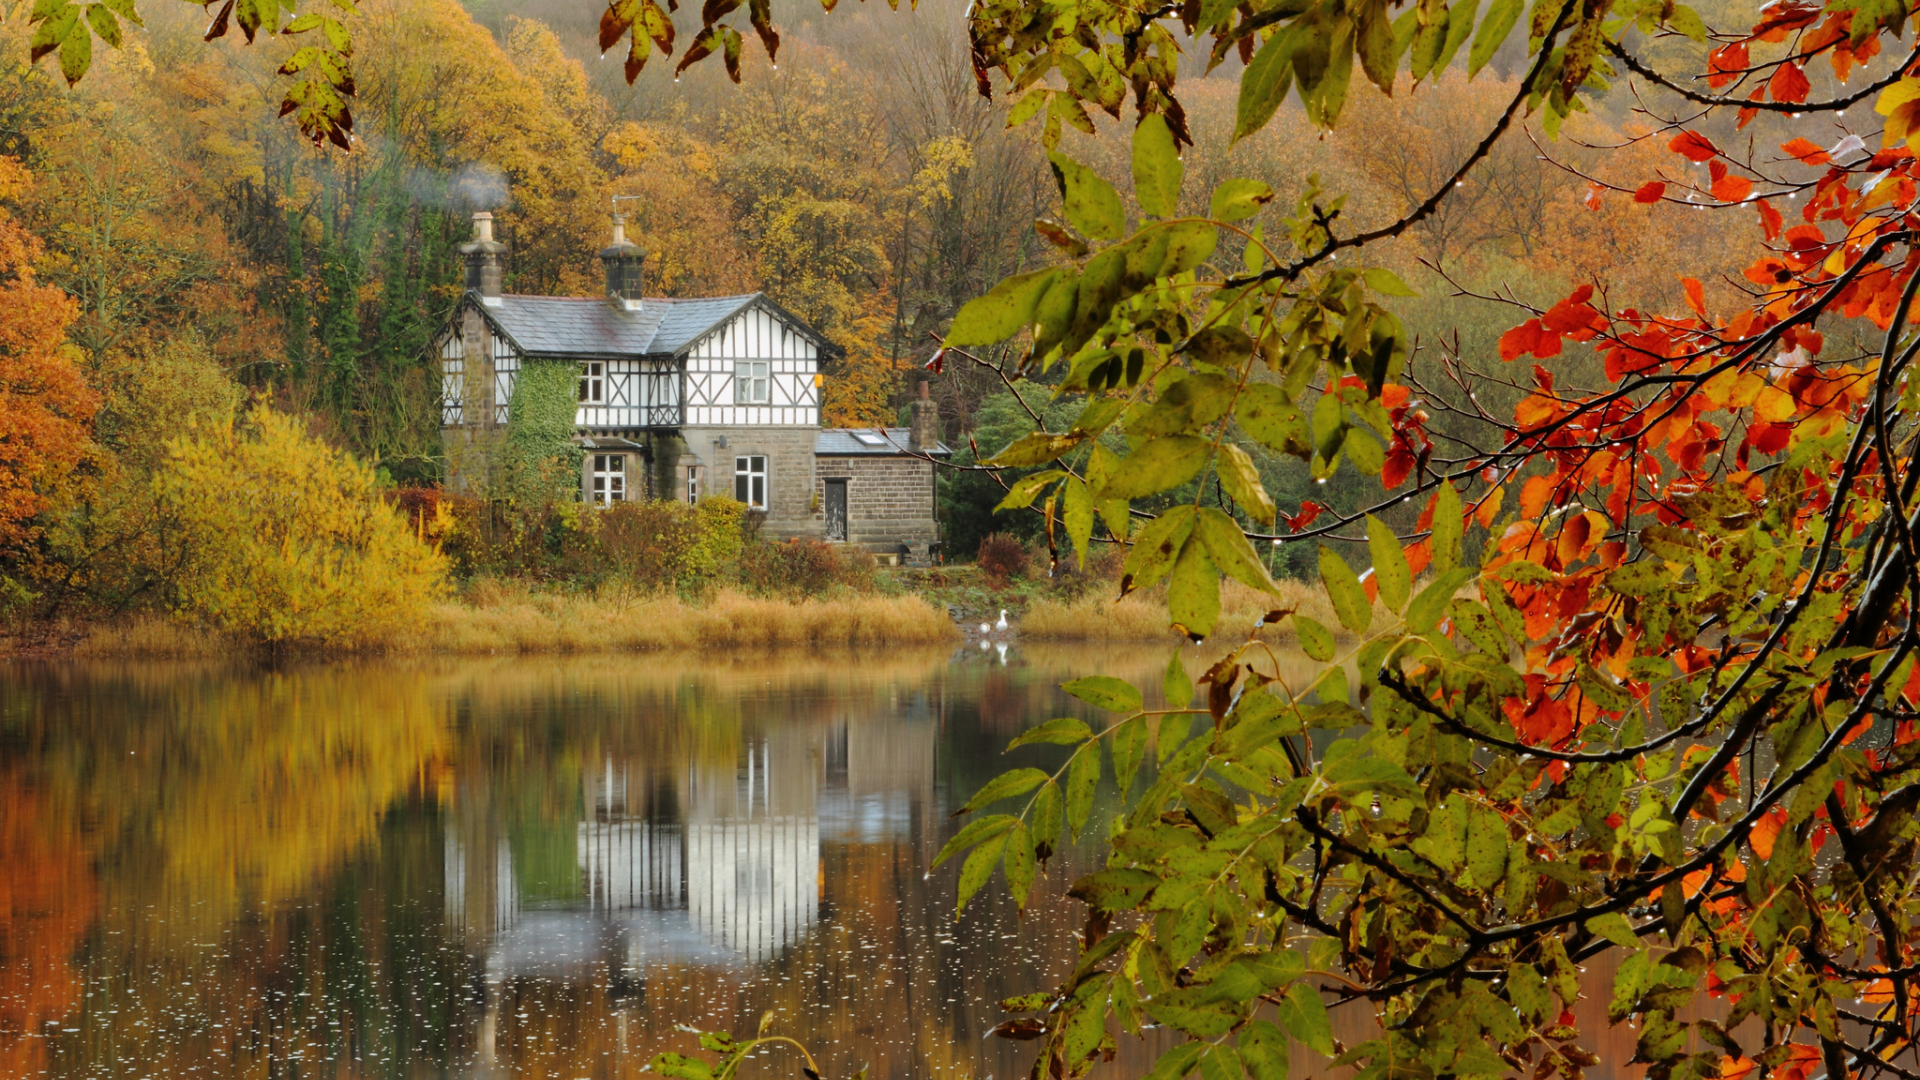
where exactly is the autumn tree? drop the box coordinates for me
[637,2,1920,1080]
[0,155,96,558]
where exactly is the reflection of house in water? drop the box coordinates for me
[444,700,939,982]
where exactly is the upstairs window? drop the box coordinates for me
[579,361,605,405]
[735,455,767,509]
[734,361,770,405]
[592,454,626,505]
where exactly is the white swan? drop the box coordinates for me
[995,609,1010,632]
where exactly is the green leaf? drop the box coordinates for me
[1102,498,1131,543]
[994,469,1066,511]
[1234,26,1297,142]
[1157,713,1192,766]
[1319,546,1371,633]
[1169,532,1221,639]
[1210,178,1276,222]
[1049,151,1126,241]
[1437,0,1481,71]
[1197,507,1279,596]
[1355,0,1398,92]
[1142,1043,1207,1080]
[1465,806,1509,887]
[1122,505,1198,591]
[1063,475,1096,567]
[650,1052,717,1080]
[957,829,1013,913]
[1407,568,1473,634]
[1004,819,1037,907]
[932,813,1018,868]
[1160,220,1219,277]
[84,3,122,48]
[1163,649,1194,710]
[1277,982,1335,1055]
[1507,963,1550,1023]
[1343,426,1385,474]
[1239,1020,1291,1080]
[1064,676,1144,713]
[58,12,91,83]
[1666,3,1707,41]
[1469,0,1522,75]
[1292,614,1337,661]
[1366,514,1410,612]
[1320,738,1420,802]
[1362,267,1418,296]
[989,432,1085,467]
[1216,443,1276,525]
[1132,112,1183,218]
[1009,717,1095,749]
[1237,384,1309,458]
[1112,714,1149,798]
[946,268,1060,345]
[960,768,1050,814]
[1585,911,1642,948]
[1066,744,1101,838]
[1031,780,1063,851]
[1432,481,1464,573]
[1097,435,1212,500]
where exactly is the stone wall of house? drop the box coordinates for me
[678,425,823,540]
[813,455,938,559]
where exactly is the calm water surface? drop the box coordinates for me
[1,645,1668,1080]
[0,645,1199,1080]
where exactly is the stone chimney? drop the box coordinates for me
[600,215,646,307]
[910,379,939,451]
[460,212,506,300]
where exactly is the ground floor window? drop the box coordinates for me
[735,455,767,509]
[686,466,701,505]
[592,454,626,505]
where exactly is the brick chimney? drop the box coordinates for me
[600,215,646,307]
[910,379,939,451]
[460,212,506,301]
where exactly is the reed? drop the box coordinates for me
[1020,578,1401,644]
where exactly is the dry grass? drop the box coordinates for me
[421,582,958,654]
[1021,578,1400,644]
[62,582,957,659]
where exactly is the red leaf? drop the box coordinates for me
[1668,130,1720,162]
[1707,41,1748,89]
[1382,447,1415,490]
[1681,276,1706,316]
[1712,171,1754,203]
[1584,182,1603,211]
[1757,198,1784,241]
[1768,61,1811,103]
[1633,181,1666,203]
[1780,137,1831,166]
[1499,319,1551,361]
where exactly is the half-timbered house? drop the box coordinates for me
[436,212,949,562]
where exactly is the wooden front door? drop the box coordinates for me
[824,479,848,541]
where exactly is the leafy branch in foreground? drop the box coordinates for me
[925,4,1920,1080]
[649,1014,862,1080]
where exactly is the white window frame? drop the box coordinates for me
[592,453,626,506]
[734,361,770,405]
[686,465,701,505]
[735,455,767,509]
[579,361,606,405]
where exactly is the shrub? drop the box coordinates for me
[737,538,873,596]
[975,532,1027,587]
[152,405,447,647]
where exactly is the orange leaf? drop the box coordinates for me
[1707,41,1748,88]
[1555,512,1592,568]
[1681,276,1706,316]
[1757,198,1784,241]
[1712,171,1754,203]
[1519,474,1554,519]
[1584,182,1603,211]
[1474,486,1505,529]
[1749,805,1788,858]
[1669,130,1721,162]
[1720,1057,1757,1080]
[1634,181,1666,203]
[1780,137,1831,165]
[1499,319,1560,361]
[1769,61,1811,104]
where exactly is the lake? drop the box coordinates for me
[0,645,1667,1080]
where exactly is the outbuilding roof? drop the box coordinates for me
[469,292,837,360]
[814,428,952,458]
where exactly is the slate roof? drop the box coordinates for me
[815,428,952,458]
[471,292,835,359]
